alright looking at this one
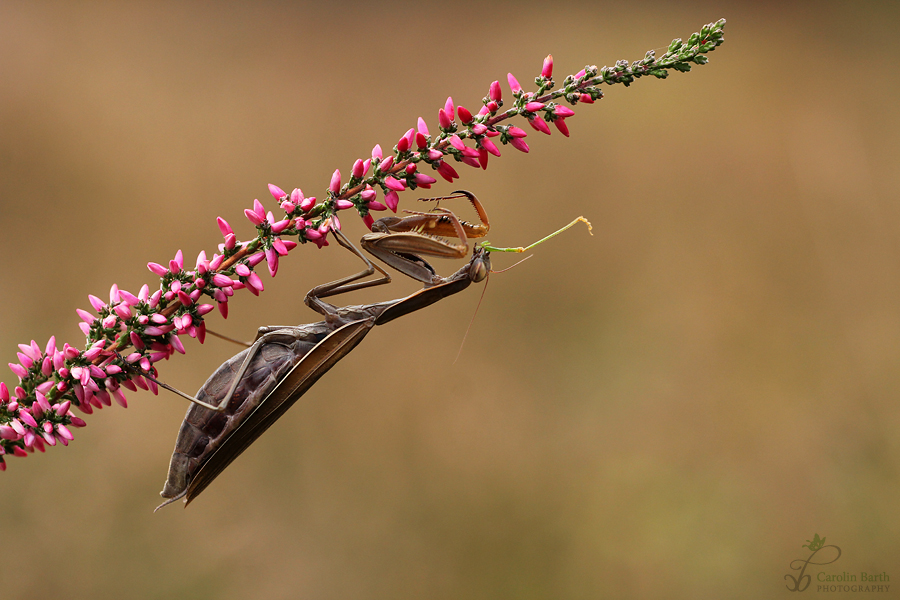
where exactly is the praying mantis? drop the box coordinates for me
[154,192,493,510]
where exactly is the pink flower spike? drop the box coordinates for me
[507,73,522,94]
[509,138,530,153]
[385,190,400,212]
[352,159,364,179]
[244,208,265,225]
[458,105,473,124]
[169,334,186,354]
[88,295,106,312]
[268,183,287,201]
[444,96,455,120]
[335,199,354,210]
[147,262,168,276]
[417,117,429,136]
[508,126,528,138]
[489,80,502,101]
[385,176,406,192]
[481,138,501,157]
[329,169,342,193]
[541,54,553,78]
[554,118,570,137]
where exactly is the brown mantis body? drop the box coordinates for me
[155,192,490,510]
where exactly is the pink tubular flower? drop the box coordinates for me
[528,117,552,135]
[509,138,530,153]
[457,105,473,124]
[436,161,458,183]
[444,96,454,120]
[554,118,570,137]
[385,190,400,212]
[542,54,553,78]
[481,138,500,157]
[351,159,364,179]
[147,262,168,277]
[507,73,522,94]
[414,173,436,187]
[489,80,502,101]
[384,177,406,192]
[525,101,545,112]
[216,217,233,237]
[508,126,528,138]
[268,183,287,201]
[329,169,341,194]
[417,117,429,136]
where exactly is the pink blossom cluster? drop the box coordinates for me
[0,18,726,470]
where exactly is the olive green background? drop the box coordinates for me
[1,2,898,599]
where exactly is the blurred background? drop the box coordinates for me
[1,1,898,598]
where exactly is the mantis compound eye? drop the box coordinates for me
[470,255,489,282]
